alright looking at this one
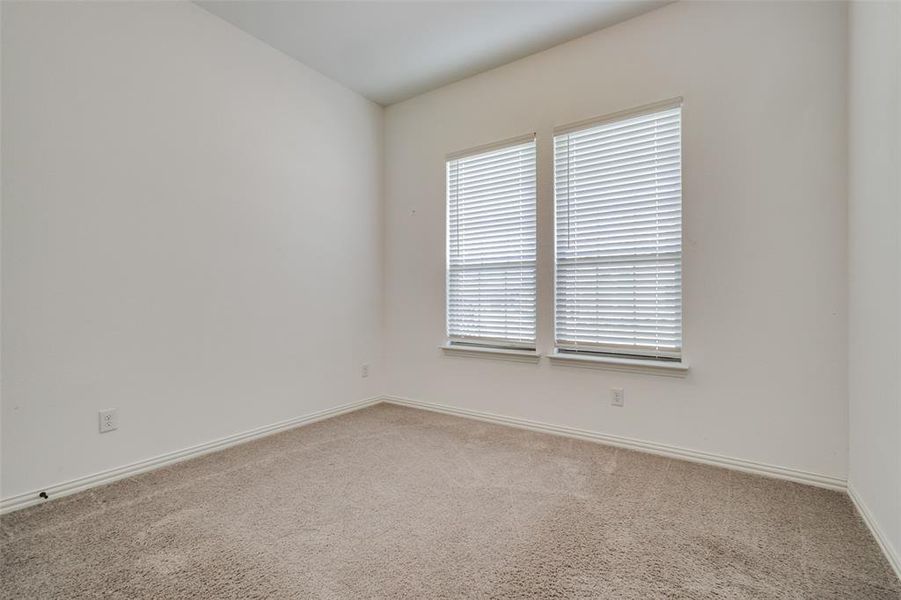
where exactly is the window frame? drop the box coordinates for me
[552,98,684,364]
[445,133,538,352]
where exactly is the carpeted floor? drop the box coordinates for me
[1,404,898,599]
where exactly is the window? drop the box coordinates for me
[446,135,537,349]
[554,102,682,361]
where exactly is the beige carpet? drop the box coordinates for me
[1,404,898,599]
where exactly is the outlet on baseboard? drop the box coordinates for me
[611,388,624,407]
[99,409,118,433]
[361,363,370,378]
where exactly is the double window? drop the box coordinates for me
[446,101,682,363]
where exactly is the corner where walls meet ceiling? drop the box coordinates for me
[195,0,671,105]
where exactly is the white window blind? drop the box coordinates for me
[447,136,537,348]
[554,103,682,360]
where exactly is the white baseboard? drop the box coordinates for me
[0,396,382,515]
[381,395,848,491]
[0,392,850,516]
[9,392,893,574]
[848,483,901,581]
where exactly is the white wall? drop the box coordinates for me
[0,1,383,499]
[384,1,849,480]
[848,0,901,569]
[0,0,867,509]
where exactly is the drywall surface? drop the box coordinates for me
[848,0,901,568]
[384,1,849,479]
[1,1,383,498]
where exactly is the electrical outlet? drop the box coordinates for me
[361,363,370,378]
[99,409,118,433]
[611,388,624,407]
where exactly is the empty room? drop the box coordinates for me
[1,0,899,598]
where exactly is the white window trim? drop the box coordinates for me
[553,97,683,135]
[548,349,689,377]
[445,132,538,351]
[553,98,684,362]
[440,343,542,363]
[446,132,537,161]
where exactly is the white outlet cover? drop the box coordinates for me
[611,388,624,407]
[99,409,118,433]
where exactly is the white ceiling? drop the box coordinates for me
[196,1,670,106]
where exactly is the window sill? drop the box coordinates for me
[440,343,541,363]
[548,350,689,377]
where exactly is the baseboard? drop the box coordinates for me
[0,396,382,515]
[5,391,895,583]
[381,395,848,491]
[848,483,901,581]
[0,393,850,516]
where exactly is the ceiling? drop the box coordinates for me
[196,1,670,106]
